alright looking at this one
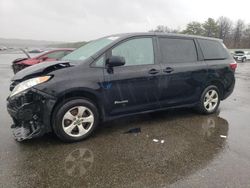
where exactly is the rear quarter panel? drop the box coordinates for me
[204,59,235,98]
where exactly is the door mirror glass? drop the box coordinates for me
[106,56,125,67]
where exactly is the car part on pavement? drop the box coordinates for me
[124,127,141,134]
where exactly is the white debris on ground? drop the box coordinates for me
[152,139,165,144]
[153,139,159,142]
[220,135,227,138]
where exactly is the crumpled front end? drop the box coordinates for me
[233,55,243,61]
[7,89,56,141]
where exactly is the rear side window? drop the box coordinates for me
[159,38,197,63]
[198,39,229,60]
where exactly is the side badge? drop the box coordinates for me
[114,100,128,104]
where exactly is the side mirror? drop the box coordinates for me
[40,56,48,61]
[106,56,125,67]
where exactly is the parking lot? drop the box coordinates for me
[0,53,250,188]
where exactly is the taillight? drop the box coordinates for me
[230,61,237,71]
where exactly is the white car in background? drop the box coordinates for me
[0,46,7,51]
[233,50,250,62]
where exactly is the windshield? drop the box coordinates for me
[62,37,119,61]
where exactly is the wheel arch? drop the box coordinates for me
[50,88,104,131]
[205,80,225,100]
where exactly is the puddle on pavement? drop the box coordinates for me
[6,110,228,187]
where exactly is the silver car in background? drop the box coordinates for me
[233,50,250,62]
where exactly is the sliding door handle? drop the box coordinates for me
[163,67,174,73]
[148,69,160,75]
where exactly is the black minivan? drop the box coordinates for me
[7,33,237,142]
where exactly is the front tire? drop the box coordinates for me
[52,98,99,142]
[242,57,246,62]
[196,86,220,114]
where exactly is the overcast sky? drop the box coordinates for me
[1,0,250,42]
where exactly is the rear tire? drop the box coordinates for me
[52,98,99,142]
[196,86,220,114]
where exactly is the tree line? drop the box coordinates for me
[150,17,250,49]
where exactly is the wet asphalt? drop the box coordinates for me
[0,53,250,188]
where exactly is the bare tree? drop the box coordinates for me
[217,17,233,47]
[233,19,245,48]
[243,24,250,48]
[217,17,232,40]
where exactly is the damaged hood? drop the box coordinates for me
[19,48,31,59]
[12,61,73,81]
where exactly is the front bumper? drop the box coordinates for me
[7,88,56,141]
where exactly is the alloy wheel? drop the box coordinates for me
[62,106,94,137]
[203,89,219,112]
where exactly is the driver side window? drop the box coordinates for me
[111,38,154,66]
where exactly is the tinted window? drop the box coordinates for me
[159,38,197,63]
[198,39,229,60]
[112,38,154,66]
[46,51,67,59]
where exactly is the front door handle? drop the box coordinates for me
[148,69,160,75]
[163,67,174,73]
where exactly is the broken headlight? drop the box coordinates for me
[10,76,51,97]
